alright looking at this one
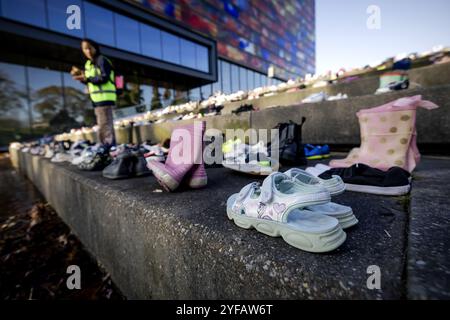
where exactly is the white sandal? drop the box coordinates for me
[285,168,358,229]
[227,173,346,253]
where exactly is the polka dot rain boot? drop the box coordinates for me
[330,95,439,172]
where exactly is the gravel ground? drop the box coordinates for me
[0,154,124,300]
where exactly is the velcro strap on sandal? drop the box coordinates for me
[260,172,292,204]
[236,182,259,203]
[260,174,276,204]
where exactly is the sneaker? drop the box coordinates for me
[102,150,135,179]
[78,147,112,171]
[327,93,348,101]
[223,141,267,160]
[232,104,256,115]
[51,152,73,163]
[223,153,279,176]
[304,144,330,160]
[302,92,327,104]
[319,163,411,196]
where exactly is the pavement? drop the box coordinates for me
[12,151,450,299]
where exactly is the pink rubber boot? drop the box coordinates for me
[330,95,438,172]
[185,163,208,188]
[147,121,206,191]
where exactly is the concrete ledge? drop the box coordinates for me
[407,158,450,299]
[14,150,415,299]
[220,62,450,115]
[251,85,450,145]
[113,84,450,146]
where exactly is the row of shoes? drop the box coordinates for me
[52,46,448,143]
[301,92,349,104]
[102,143,167,179]
[231,104,257,115]
[227,169,358,253]
[21,138,170,177]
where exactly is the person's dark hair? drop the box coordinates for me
[81,38,101,57]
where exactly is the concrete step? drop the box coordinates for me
[13,150,450,299]
[110,84,450,147]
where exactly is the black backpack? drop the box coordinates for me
[269,118,307,166]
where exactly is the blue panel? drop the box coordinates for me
[239,67,248,91]
[221,60,231,94]
[1,0,46,28]
[180,38,196,69]
[84,2,114,47]
[195,44,209,73]
[115,13,140,53]
[140,23,162,59]
[47,0,84,38]
[230,63,239,92]
[161,31,180,65]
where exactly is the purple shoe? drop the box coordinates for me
[147,121,206,191]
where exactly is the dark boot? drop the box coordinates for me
[133,151,151,177]
[102,151,134,179]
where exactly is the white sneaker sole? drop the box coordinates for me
[345,183,410,196]
[227,208,346,253]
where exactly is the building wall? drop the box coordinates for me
[131,0,316,80]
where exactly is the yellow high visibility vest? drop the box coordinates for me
[84,57,116,103]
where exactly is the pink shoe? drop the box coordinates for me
[330,95,438,172]
[147,121,206,191]
[185,163,208,188]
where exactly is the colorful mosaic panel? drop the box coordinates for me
[130,0,316,79]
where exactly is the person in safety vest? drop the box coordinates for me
[71,38,116,147]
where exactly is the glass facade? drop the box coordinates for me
[140,24,162,59]
[0,0,295,146]
[134,0,316,79]
[114,13,140,54]
[0,59,193,145]
[0,0,211,73]
[47,0,84,38]
[188,58,278,99]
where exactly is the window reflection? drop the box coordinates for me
[140,24,162,59]
[221,61,231,94]
[230,64,239,92]
[239,67,248,91]
[1,0,211,73]
[196,45,209,72]
[180,39,196,69]
[201,84,212,99]
[28,67,65,130]
[0,63,29,128]
[247,70,255,90]
[62,73,94,127]
[189,87,200,102]
[162,32,180,65]
[140,84,153,111]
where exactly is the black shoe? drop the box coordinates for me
[232,104,255,115]
[78,147,112,171]
[102,150,135,179]
[319,163,411,196]
[133,151,151,177]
